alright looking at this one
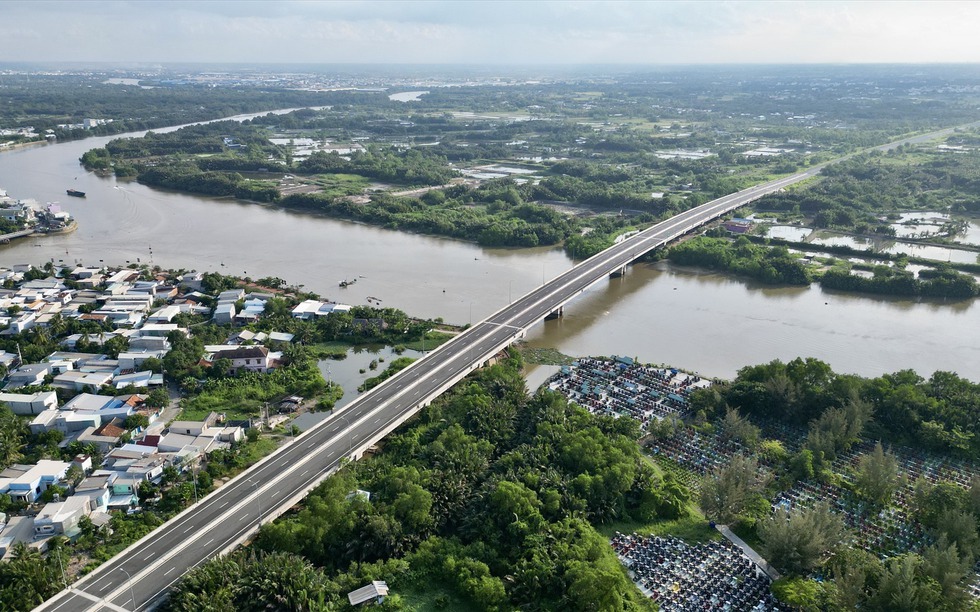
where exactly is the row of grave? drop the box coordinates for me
[612,532,782,612]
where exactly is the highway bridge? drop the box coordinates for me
[36,122,977,612]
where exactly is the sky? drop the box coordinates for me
[3,0,980,65]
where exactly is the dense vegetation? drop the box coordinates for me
[820,264,980,298]
[0,73,378,141]
[668,235,812,285]
[680,357,980,609]
[281,181,580,248]
[70,65,980,259]
[694,357,980,460]
[758,146,980,224]
[667,234,980,299]
[167,351,684,610]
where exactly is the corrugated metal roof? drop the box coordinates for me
[347,581,389,606]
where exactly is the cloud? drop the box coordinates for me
[3,1,980,64]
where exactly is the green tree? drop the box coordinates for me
[146,387,170,408]
[758,501,847,575]
[771,577,823,610]
[234,551,330,611]
[102,334,130,359]
[804,400,872,466]
[699,455,769,524]
[852,441,903,507]
[141,357,164,373]
[0,405,27,470]
[870,554,943,612]
[921,539,971,609]
[40,485,68,504]
[720,406,761,448]
[65,464,83,487]
[124,413,150,431]
[164,554,242,611]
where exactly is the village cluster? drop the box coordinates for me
[0,263,349,558]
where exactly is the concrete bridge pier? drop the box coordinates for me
[609,264,628,278]
[544,306,563,320]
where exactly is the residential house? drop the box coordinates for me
[0,460,71,504]
[91,306,143,327]
[76,418,128,452]
[163,412,243,455]
[235,297,268,324]
[723,218,753,234]
[136,323,183,338]
[33,496,94,537]
[292,300,350,320]
[113,371,153,390]
[177,272,205,292]
[228,329,266,345]
[74,274,105,289]
[69,267,101,280]
[0,516,36,559]
[210,345,274,373]
[5,311,36,334]
[217,289,244,303]
[5,362,52,389]
[29,409,101,436]
[103,269,139,285]
[61,333,115,350]
[19,278,65,294]
[291,299,322,320]
[146,305,181,323]
[72,474,112,513]
[104,474,140,510]
[52,370,114,392]
[129,335,170,352]
[71,454,93,475]
[169,412,221,437]
[62,393,133,422]
[156,432,217,456]
[213,302,235,324]
[0,390,58,415]
[46,351,108,371]
[78,358,120,376]
[118,350,166,371]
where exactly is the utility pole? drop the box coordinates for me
[119,568,136,611]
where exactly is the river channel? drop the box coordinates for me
[0,113,978,383]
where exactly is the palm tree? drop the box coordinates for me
[0,407,27,469]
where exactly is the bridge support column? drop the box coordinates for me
[609,265,627,278]
[545,306,563,321]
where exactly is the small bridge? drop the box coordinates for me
[0,228,36,243]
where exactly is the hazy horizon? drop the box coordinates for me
[4,1,980,65]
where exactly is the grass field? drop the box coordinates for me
[312,173,370,198]
[399,586,475,612]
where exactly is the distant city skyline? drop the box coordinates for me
[3,0,980,65]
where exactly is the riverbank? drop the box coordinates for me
[42,219,78,235]
[0,139,48,153]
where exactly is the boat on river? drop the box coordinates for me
[66,189,85,198]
